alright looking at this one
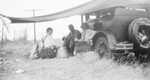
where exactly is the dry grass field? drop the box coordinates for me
[0,40,150,80]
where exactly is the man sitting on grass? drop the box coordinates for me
[63,24,81,57]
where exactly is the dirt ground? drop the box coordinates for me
[1,41,150,80]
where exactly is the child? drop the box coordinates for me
[41,27,56,48]
[40,27,58,59]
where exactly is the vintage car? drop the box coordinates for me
[81,4,150,59]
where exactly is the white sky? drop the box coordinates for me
[0,0,92,40]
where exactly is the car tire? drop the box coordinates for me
[94,37,111,59]
[128,18,150,49]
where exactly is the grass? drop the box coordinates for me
[0,40,150,80]
[74,52,150,80]
[0,40,34,56]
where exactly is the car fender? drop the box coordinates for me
[92,30,117,50]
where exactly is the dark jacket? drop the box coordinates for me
[68,29,81,45]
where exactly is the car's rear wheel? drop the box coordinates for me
[95,37,111,59]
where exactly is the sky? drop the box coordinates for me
[0,0,149,41]
[0,0,92,40]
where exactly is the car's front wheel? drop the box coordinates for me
[94,37,111,59]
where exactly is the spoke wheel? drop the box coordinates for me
[95,37,111,59]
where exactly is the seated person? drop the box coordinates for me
[30,27,59,59]
[63,24,81,56]
[75,23,96,53]
[39,27,59,59]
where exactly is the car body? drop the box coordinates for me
[81,4,150,58]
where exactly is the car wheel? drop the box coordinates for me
[128,18,150,49]
[94,37,111,59]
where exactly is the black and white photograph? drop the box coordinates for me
[0,0,150,80]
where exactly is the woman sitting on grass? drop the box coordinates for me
[74,23,96,54]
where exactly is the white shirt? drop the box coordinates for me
[79,29,96,42]
[41,35,56,48]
